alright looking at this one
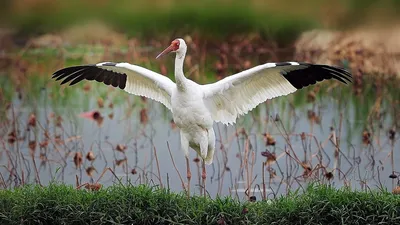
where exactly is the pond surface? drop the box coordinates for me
[1,46,399,200]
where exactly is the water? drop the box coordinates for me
[1,54,399,200]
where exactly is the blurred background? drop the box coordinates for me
[0,0,400,198]
[2,0,400,36]
[2,0,400,79]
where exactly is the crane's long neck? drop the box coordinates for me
[174,51,187,91]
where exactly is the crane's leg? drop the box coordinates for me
[202,159,207,197]
[180,133,191,197]
[199,136,208,197]
[185,156,191,196]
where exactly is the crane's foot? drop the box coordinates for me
[202,160,206,197]
[186,157,191,197]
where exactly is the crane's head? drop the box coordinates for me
[156,38,187,59]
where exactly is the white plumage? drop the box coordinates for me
[52,38,352,185]
[202,63,299,124]
[101,62,175,110]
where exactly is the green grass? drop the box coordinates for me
[2,0,319,44]
[0,183,399,225]
[4,0,400,43]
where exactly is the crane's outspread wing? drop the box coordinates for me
[52,62,176,110]
[202,62,352,124]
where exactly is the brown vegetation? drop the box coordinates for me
[295,27,400,78]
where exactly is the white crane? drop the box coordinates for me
[52,38,352,194]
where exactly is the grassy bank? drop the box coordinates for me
[2,0,317,42]
[3,0,400,43]
[1,183,399,225]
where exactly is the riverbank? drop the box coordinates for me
[1,183,399,224]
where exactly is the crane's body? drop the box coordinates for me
[171,83,216,164]
[52,38,352,194]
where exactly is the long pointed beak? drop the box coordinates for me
[156,45,174,59]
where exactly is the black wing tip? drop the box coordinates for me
[52,65,91,78]
[321,65,353,84]
[280,62,353,89]
[51,64,127,90]
[303,63,353,84]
